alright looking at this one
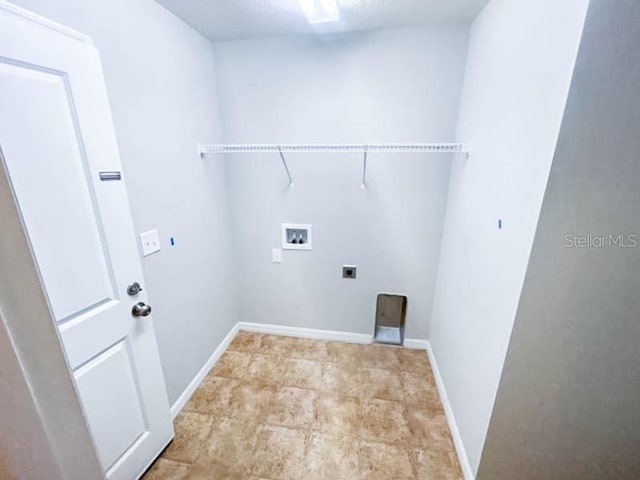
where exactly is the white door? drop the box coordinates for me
[0,4,173,479]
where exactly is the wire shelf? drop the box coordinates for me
[199,143,469,156]
[198,143,469,187]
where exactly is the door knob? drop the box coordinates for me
[131,302,152,317]
[127,282,143,296]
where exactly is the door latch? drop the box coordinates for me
[127,282,143,296]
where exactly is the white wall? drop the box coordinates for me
[214,28,469,339]
[479,2,640,477]
[11,0,238,405]
[429,0,589,475]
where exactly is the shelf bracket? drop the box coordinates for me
[278,146,294,187]
[361,145,369,189]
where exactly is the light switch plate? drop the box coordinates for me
[272,248,282,263]
[139,229,161,257]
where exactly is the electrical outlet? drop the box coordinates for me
[139,229,161,257]
[272,248,282,263]
[342,265,357,279]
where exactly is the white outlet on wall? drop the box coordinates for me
[272,248,282,263]
[139,229,161,257]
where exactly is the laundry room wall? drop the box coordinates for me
[479,0,640,477]
[11,0,238,406]
[428,0,590,474]
[214,27,469,339]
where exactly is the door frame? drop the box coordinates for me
[0,2,109,478]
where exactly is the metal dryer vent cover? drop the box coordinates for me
[374,293,407,346]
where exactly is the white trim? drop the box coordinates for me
[403,338,429,350]
[238,321,430,349]
[0,0,93,44]
[238,321,374,343]
[244,322,431,351]
[426,342,474,480]
[169,323,240,419]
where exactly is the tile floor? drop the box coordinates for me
[143,332,463,480]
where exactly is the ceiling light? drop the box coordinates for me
[298,0,340,24]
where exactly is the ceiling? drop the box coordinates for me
[156,0,489,42]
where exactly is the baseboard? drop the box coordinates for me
[426,341,474,480]
[238,321,428,350]
[403,338,429,350]
[237,321,373,343]
[169,322,240,419]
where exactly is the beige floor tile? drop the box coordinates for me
[361,399,411,445]
[321,362,361,396]
[404,407,432,448]
[260,334,299,357]
[286,337,328,360]
[183,376,237,415]
[359,441,414,480]
[227,382,275,420]
[406,409,456,453]
[301,432,359,480]
[314,392,360,437]
[142,458,190,480]
[148,335,463,480]
[393,348,431,373]
[247,424,307,480]
[281,357,323,390]
[413,448,463,480]
[210,351,252,379]
[267,386,317,428]
[359,367,404,402]
[194,417,257,473]
[359,344,401,370]
[325,341,363,366]
[162,412,214,463]
[227,331,264,352]
[245,353,286,385]
[185,462,245,480]
[400,371,442,409]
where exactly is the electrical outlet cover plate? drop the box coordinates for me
[282,223,312,250]
[139,229,161,257]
